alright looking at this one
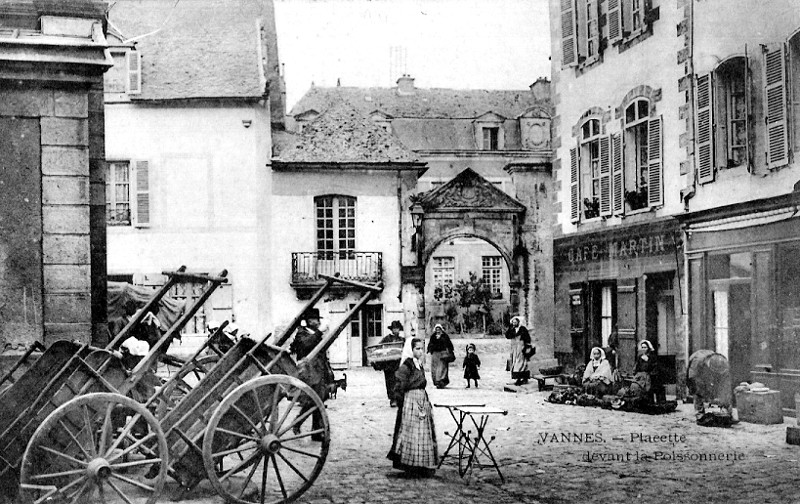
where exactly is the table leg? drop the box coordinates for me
[464,414,505,483]
[438,409,467,468]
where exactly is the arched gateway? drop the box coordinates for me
[408,168,527,335]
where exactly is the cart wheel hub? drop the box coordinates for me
[87,458,111,480]
[260,434,281,454]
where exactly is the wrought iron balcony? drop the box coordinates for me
[291,252,382,287]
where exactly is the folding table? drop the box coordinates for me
[434,403,507,482]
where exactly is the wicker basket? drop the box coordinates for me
[539,365,564,376]
[365,341,404,365]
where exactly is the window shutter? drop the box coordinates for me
[128,51,142,95]
[133,160,150,227]
[607,0,622,43]
[599,135,612,216]
[744,45,753,173]
[561,0,578,67]
[763,43,788,170]
[695,73,714,184]
[570,146,580,223]
[647,116,663,207]
[611,132,624,215]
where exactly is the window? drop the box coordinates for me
[600,285,613,346]
[432,257,455,300]
[580,119,602,219]
[585,0,598,59]
[482,127,499,150]
[315,195,356,259]
[481,256,502,299]
[104,49,141,96]
[350,304,383,340]
[623,99,654,211]
[106,161,131,225]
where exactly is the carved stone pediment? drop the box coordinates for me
[418,168,525,213]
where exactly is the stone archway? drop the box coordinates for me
[411,168,526,336]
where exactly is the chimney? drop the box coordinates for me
[529,77,551,101]
[396,74,415,96]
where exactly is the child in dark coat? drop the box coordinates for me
[463,343,481,388]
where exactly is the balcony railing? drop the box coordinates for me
[291,251,382,285]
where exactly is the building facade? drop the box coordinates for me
[0,1,111,350]
[549,0,686,386]
[282,80,554,366]
[681,0,800,414]
[103,0,282,336]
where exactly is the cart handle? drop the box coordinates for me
[162,269,229,284]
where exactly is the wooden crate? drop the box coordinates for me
[735,390,784,425]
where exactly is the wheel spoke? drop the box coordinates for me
[260,455,268,504]
[231,404,261,434]
[277,405,318,437]
[275,451,309,483]
[110,458,162,469]
[29,467,86,481]
[109,472,155,492]
[82,406,97,458]
[237,454,262,500]
[216,426,259,443]
[68,479,92,504]
[271,453,288,500]
[108,432,157,463]
[280,444,322,459]
[58,419,92,461]
[104,412,143,457]
[272,391,299,433]
[251,389,267,433]
[107,479,134,504]
[38,445,89,467]
[281,428,325,443]
[97,403,114,454]
[97,479,108,504]
[212,441,257,460]
[30,475,86,504]
[219,451,260,483]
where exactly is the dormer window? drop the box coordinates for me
[483,127,499,150]
[105,48,141,97]
[474,112,506,151]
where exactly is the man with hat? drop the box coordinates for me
[375,320,405,407]
[290,308,332,440]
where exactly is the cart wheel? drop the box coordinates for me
[20,392,168,504]
[203,375,329,504]
[157,355,220,417]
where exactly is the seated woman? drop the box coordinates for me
[632,339,665,403]
[582,347,613,396]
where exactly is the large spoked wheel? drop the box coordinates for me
[203,375,329,504]
[20,393,168,504]
[156,355,220,418]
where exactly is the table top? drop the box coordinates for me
[454,406,508,415]
[433,402,486,409]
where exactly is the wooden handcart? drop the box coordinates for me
[8,272,381,504]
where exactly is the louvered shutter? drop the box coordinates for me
[599,135,612,216]
[695,73,714,183]
[570,146,580,223]
[133,160,150,227]
[611,133,624,215]
[763,43,788,170]
[561,0,577,67]
[607,0,622,44]
[647,116,663,207]
[128,51,141,94]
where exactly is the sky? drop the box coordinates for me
[273,0,552,110]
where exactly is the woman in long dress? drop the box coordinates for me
[426,324,454,389]
[505,316,532,386]
[387,338,438,477]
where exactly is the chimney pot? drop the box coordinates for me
[396,74,415,96]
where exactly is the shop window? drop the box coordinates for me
[481,256,503,299]
[315,195,356,259]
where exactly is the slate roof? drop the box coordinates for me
[273,99,420,164]
[290,85,548,120]
[108,0,268,101]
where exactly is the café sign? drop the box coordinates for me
[559,232,679,266]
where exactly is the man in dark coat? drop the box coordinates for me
[290,308,331,441]
[376,320,404,407]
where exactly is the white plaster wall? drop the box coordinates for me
[105,103,272,335]
[269,171,404,332]
[690,0,800,212]
[550,0,684,234]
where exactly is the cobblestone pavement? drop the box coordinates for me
[173,339,800,504]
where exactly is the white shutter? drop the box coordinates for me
[607,0,622,44]
[133,160,150,227]
[763,43,788,170]
[570,146,580,223]
[647,116,663,207]
[128,51,141,95]
[599,135,612,216]
[695,73,715,184]
[561,0,578,67]
[611,132,624,215]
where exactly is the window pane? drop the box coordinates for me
[626,104,636,124]
[637,100,649,119]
